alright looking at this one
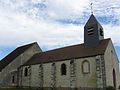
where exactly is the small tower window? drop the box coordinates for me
[87,27,94,35]
[24,67,28,77]
[100,28,103,36]
[61,63,67,75]
[82,60,90,74]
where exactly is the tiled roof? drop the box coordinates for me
[24,38,111,66]
[0,42,37,72]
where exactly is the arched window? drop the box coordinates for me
[82,60,90,74]
[113,69,116,88]
[12,75,15,83]
[24,67,28,77]
[61,63,67,75]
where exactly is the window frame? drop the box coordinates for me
[82,60,90,74]
[24,67,28,77]
[12,75,15,83]
[61,63,67,75]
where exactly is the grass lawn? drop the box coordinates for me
[0,88,37,90]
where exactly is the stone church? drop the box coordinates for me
[0,14,120,90]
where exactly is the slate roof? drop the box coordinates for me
[23,38,111,66]
[0,42,37,72]
[85,14,102,27]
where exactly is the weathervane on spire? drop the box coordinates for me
[90,3,93,14]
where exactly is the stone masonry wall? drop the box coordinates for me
[104,40,120,89]
[20,56,97,88]
[0,43,41,87]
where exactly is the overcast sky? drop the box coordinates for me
[0,0,120,61]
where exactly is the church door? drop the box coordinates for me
[113,69,116,89]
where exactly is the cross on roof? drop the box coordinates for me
[90,3,93,14]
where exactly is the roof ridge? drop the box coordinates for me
[17,42,37,48]
[44,38,111,53]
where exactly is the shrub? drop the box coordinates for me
[106,86,115,90]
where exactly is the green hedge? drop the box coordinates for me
[106,86,115,90]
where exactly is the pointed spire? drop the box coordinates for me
[85,14,99,27]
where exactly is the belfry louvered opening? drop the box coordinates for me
[87,27,94,35]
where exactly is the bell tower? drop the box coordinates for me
[84,14,104,47]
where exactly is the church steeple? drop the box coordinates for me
[84,14,104,47]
